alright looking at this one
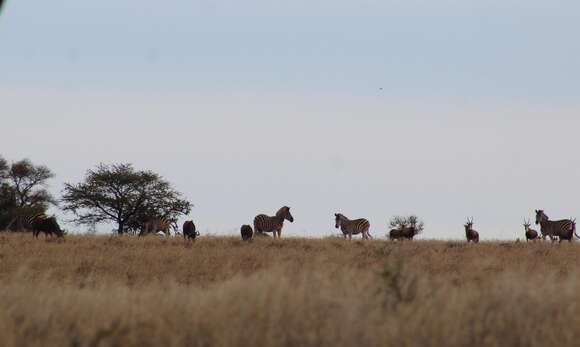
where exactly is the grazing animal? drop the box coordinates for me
[183,220,199,241]
[27,214,64,239]
[389,226,417,241]
[240,224,253,241]
[253,206,294,238]
[139,218,172,237]
[523,219,539,241]
[535,210,578,243]
[334,213,372,240]
[464,218,479,243]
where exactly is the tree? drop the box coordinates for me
[389,215,424,232]
[8,159,56,209]
[0,157,56,230]
[388,215,425,240]
[61,163,192,234]
[0,156,8,179]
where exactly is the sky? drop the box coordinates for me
[1,1,580,239]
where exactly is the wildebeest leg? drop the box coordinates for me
[348,232,352,240]
[277,230,281,238]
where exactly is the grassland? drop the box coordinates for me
[1,234,580,347]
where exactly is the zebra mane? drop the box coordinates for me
[276,206,290,217]
[335,213,349,221]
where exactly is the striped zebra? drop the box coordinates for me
[334,213,372,240]
[464,217,479,243]
[26,214,64,239]
[535,210,578,243]
[523,219,539,241]
[253,206,294,238]
[139,217,172,237]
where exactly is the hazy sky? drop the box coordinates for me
[1,1,580,239]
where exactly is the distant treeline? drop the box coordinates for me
[0,155,191,235]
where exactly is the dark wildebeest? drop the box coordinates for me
[28,214,64,239]
[241,224,253,241]
[523,219,539,241]
[253,206,294,238]
[388,226,417,241]
[464,218,479,243]
[183,220,199,241]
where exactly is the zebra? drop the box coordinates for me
[253,206,294,238]
[464,217,479,243]
[535,210,578,243]
[334,213,372,240]
[240,224,253,241]
[183,220,199,241]
[523,219,540,241]
[139,218,172,237]
[26,214,64,239]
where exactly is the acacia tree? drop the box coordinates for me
[8,159,56,208]
[61,163,191,234]
[388,215,425,239]
[0,157,56,230]
[0,156,7,179]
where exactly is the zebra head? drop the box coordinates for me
[535,210,548,225]
[277,206,294,223]
[334,213,343,229]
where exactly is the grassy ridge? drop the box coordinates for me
[1,234,580,346]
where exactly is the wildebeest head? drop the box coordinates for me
[277,206,294,223]
[48,217,65,238]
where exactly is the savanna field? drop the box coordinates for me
[1,234,580,347]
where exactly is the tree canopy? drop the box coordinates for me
[61,163,191,234]
[389,215,425,233]
[0,156,56,230]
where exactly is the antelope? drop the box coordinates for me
[464,217,479,243]
[523,219,540,241]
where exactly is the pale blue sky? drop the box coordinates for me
[1,1,580,239]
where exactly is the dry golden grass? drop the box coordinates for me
[1,233,580,346]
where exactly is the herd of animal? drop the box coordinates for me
[7,207,580,244]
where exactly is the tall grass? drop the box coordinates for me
[1,233,580,346]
